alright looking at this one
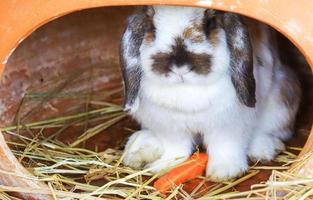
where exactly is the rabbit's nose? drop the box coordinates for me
[171,65,191,76]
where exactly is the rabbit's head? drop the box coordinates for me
[120,6,256,110]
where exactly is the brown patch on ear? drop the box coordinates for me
[120,9,150,108]
[203,9,223,46]
[145,6,155,17]
[144,32,155,44]
[204,9,216,19]
[144,20,155,43]
[142,7,156,44]
[222,13,256,107]
[207,29,220,47]
[143,19,155,44]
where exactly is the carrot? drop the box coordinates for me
[153,153,208,194]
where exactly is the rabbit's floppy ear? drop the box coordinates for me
[220,13,256,107]
[120,7,154,112]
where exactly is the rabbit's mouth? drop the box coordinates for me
[179,75,185,83]
[166,72,189,84]
[174,74,185,83]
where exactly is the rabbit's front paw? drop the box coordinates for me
[123,130,164,169]
[145,152,189,174]
[248,134,285,163]
[206,154,248,181]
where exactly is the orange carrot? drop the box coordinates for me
[153,153,208,194]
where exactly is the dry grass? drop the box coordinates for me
[0,69,312,199]
[1,105,313,199]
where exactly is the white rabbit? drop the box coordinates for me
[119,6,301,180]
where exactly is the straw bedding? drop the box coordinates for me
[0,70,312,200]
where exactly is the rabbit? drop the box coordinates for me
[119,6,301,181]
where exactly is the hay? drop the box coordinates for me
[1,105,313,199]
[0,70,312,199]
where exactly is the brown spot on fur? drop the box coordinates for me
[151,38,211,75]
[151,53,171,75]
[143,17,155,44]
[202,10,224,46]
[207,29,220,47]
[144,32,155,44]
[204,9,215,18]
[194,22,203,32]
[191,35,205,43]
[183,27,193,39]
[183,25,205,43]
[192,23,206,43]
[190,53,212,74]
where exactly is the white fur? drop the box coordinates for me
[123,6,300,180]
[122,29,139,69]
[123,130,164,169]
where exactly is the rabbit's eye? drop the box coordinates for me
[145,19,155,33]
[144,20,156,43]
